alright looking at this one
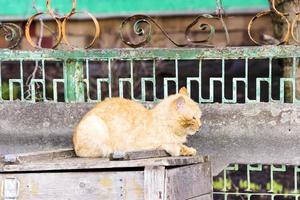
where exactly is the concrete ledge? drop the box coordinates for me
[1,102,300,174]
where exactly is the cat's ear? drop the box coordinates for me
[179,87,188,96]
[174,96,185,110]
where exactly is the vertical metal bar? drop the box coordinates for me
[224,193,228,200]
[0,61,2,101]
[53,79,64,102]
[130,59,134,99]
[222,169,227,192]
[245,58,250,102]
[207,58,226,103]
[246,164,262,191]
[9,60,24,101]
[292,57,298,103]
[42,60,46,101]
[108,58,112,98]
[85,59,91,101]
[279,57,295,103]
[198,59,202,102]
[268,57,272,101]
[30,60,47,102]
[187,59,203,102]
[222,164,239,192]
[95,59,111,101]
[175,58,179,92]
[118,59,134,99]
[247,194,251,200]
[164,59,179,97]
[229,59,246,103]
[269,165,274,193]
[254,57,272,103]
[152,59,157,101]
[141,60,156,102]
[294,166,300,193]
[20,60,24,101]
[63,59,85,103]
[221,57,225,103]
[268,165,286,193]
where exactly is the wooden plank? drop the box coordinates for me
[165,162,212,200]
[144,166,166,200]
[109,149,170,161]
[1,149,169,164]
[0,171,144,200]
[1,149,74,164]
[0,156,205,172]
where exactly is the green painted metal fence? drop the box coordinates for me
[0,45,300,199]
[0,46,299,103]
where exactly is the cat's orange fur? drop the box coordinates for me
[73,87,202,157]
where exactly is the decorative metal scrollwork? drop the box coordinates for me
[25,0,100,49]
[2,0,300,49]
[119,14,229,48]
[247,0,300,45]
[185,14,216,44]
[0,22,23,49]
[62,11,100,49]
[26,12,63,49]
[291,12,300,44]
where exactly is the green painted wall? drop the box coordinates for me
[0,0,269,19]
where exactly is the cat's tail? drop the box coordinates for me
[73,114,112,158]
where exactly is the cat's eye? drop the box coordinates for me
[192,117,196,120]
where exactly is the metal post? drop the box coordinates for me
[63,59,85,103]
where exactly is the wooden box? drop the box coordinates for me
[0,150,212,200]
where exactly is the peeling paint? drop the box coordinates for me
[0,46,300,61]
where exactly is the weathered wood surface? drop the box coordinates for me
[1,102,300,174]
[165,162,212,200]
[0,161,212,200]
[1,149,170,164]
[1,148,74,164]
[0,171,144,200]
[144,166,166,200]
[110,149,170,160]
[0,156,205,172]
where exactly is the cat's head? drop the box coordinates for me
[171,87,202,136]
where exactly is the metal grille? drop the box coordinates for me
[214,164,300,200]
[0,46,299,199]
[0,46,299,103]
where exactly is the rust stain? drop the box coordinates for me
[130,178,143,198]
[99,178,113,189]
[30,179,39,197]
[16,176,25,199]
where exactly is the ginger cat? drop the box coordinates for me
[73,87,202,158]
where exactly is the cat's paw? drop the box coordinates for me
[180,145,197,156]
